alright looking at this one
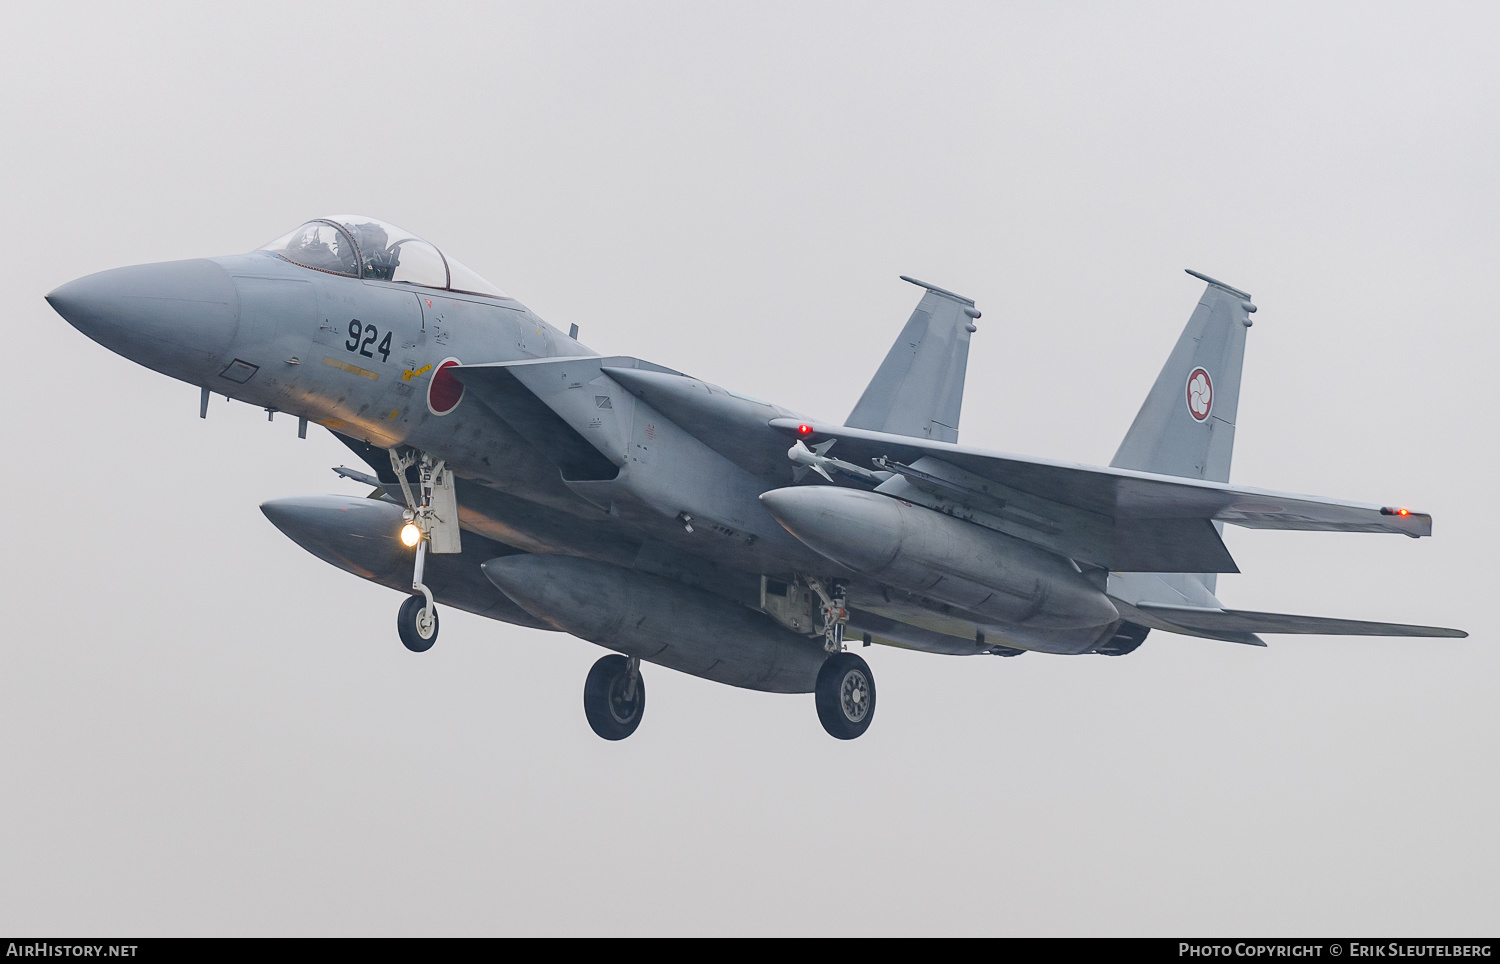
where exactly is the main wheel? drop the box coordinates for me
[583,654,645,741]
[815,652,876,740]
[397,595,439,652]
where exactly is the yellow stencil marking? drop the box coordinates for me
[322,356,379,381]
[402,363,433,382]
[387,410,400,420]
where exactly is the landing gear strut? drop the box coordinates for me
[803,575,875,738]
[389,448,461,653]
[584,654,646,740]
[805,575,849,653]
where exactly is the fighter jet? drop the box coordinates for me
[46,215,1466,740]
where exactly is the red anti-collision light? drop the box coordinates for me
[797,423,814,435]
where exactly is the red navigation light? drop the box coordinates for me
[797,423,814,435]
[1398,508,1410,517]
[1381,506,1414,518]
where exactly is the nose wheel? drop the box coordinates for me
[815,652,876,739]
[584,654,645,740]
[397,593,439,652]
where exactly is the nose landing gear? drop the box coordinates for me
[389,447,462,653]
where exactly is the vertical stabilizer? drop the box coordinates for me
[1111,270,1255,484]
[846,276,980,444]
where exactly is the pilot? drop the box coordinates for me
[333,229,359,276]
[348,221,398,281]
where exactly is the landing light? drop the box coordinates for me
[400,523,423,547]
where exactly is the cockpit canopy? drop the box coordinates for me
[259,216,508,298]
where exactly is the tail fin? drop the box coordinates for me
[846,276,979,444]
[1111,269,1256,483]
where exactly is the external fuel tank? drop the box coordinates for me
[482,555,826,693]
[759,486,1120,644]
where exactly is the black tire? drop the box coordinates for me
[583,654,645,741]
[815,652,876,740]
[397,594,438,653]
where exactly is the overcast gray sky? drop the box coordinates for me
[2,0,1496,936]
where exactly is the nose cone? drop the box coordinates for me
[759,486,903,574]
[47,259,239,382]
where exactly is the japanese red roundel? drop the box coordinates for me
[427,357,465,416]
[1186,367,1213,421]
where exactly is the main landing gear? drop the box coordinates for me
[584,654,646,740]
[806,575,876,739]
[389,447,462,654]
[577,649,874,741]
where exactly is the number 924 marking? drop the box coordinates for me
[345,320,392,363]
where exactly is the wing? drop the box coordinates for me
[772,418,1430,536]
[770,419,1432,573]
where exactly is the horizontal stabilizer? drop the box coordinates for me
[1136,603,1467,638]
